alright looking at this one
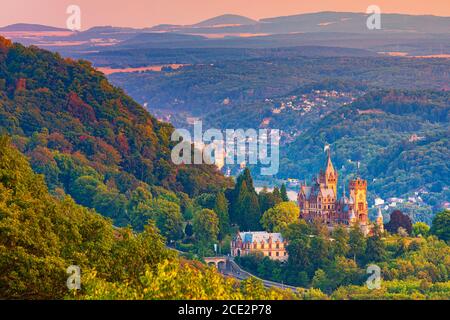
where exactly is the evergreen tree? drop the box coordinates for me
[258,187,282,214]
[272,187,282,203]
[229,169,261,230]
[280,183,289,202]
[214,191,230,240]
[185,223,194,238]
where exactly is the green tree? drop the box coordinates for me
[325,256,364,291]
[430,210,450,242]
[412,222,430,237]
[280,184,289,202]
[236,181,261,230]
[309,235,330,270]
[332,224,350,257]
[364,228,386,263]
[312,269,330,292]
[193,209,219,248]
[229,168,261,230]
[258,186,282,214]
[261,202,299,232]
[349,225,366,262]
[185,223,194,238]
[214,191,230,240]
[151,198,184,242]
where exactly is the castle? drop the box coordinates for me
[297,149,383,235]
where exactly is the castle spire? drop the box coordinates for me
[342,181,346,199]
[356,161,361,178]
[323,144,337,196]
[376,207,384,233]
[325,147,335,174]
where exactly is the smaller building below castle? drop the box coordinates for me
[231,231,288,261]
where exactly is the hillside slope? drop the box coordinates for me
[0,136,297,300]
[0,36,232,227]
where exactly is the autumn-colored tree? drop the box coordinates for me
[385,210,413,235]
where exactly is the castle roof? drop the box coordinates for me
[239,231,284,244]
[325,149,336,176]
[301,186,312,199]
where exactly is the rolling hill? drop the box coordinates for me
[192,14,258,27]
[0,36,232,228]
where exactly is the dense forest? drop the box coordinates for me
[0,36,231,230]
[0,135,299,299]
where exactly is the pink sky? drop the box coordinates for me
[1,0,449,30]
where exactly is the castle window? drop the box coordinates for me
[253,243,257,249]
[276,243,279,249]
[268,252,272,256]
[276,252,279,257]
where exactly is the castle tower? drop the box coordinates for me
[349,178,368,225]
[324,149,338,197]
[376,207,384,233]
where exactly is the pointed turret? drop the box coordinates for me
[324,148,338,196]
[376,207,384,233]
[349,209,357,225]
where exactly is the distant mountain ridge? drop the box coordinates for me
[149,11,450,34]
[2,11,449,37]
[1,11,449,55]
[0,23,69,32]
[192,14,258,27]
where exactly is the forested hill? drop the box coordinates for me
[280,90,450,222]
[0,36,232,227]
